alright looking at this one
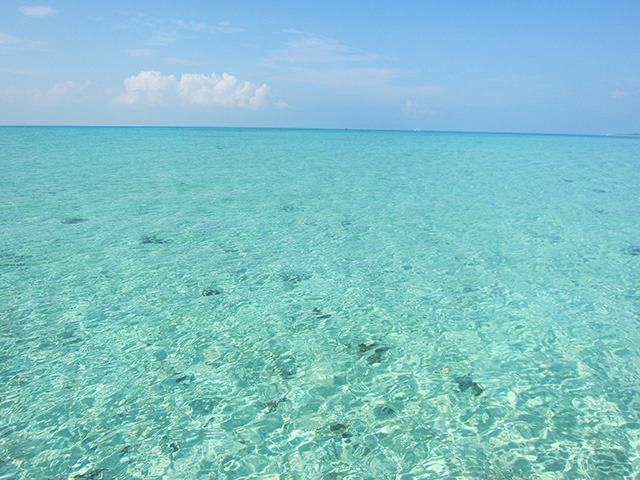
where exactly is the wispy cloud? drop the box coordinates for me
[0,32,47,52]
[283,66,441,98]
[268,34,386,65]
[174,19,207,33]
[268,31,440,99]
[611,89,630,99]
[6,81,101,106]
[117,13,198,45]
[0,33,23,46]
[216,21,244,34]
[163,57,204,66]
[405,100,439,117]
[117,70,270,109]
[290,67,401,87]
[20,5,60,17]
[118,12,243,46]
[126,48,153,57]
[281,28,305,35]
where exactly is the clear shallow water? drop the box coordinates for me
[1,126,639,479]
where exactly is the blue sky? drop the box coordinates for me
[1,1,638,133]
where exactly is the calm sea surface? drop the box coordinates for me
[1,127,640,479]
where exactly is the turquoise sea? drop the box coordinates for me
[1,126,640,479]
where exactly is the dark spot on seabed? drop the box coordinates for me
[61,217,87,224]
[312,307,331,319]
[73,469,107,479]
[357,342,378,354]
[160,435,180,454]
[329,423,352,439]
[265,396,288,413]
[367,347,390,364]
[454,376,484,396]
[347,342,390,364]
[202,288,222,296]
[626,246,640,256]
[373,405,396,417]
[119,445,134,455]
[329,423,347,432]
[0,253,28,267]
[172,373,196,385]
[279,272,309,285]
[140,235,168,244]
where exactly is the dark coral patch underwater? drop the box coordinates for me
[626,245,640,256]
[345,341,392,365]
[61,217,87,224]
[454,376,484,396]
[312,307,331,319]
[202,288,222,296]
[140,235,168,244]
[0,253,28,267]
[279,271,310,286]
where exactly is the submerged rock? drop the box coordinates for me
[373,405,396,417]
[166,372,195,386]
[312,307,331,319]
[357,342,378,354]
[160,434,180,454]
[202,288,222,296]
[329,423,352,439]
[329,423,348,432]
[626,246,640,256]
[454,376,484,396]
[70,468,107,479]
[61,217,87,224]
[346,341,391,364]
[367,346,390,365]
[140,235,168,244]
[119,445,134,456]
[265,396,288,413]
[0,253,28,267]
[279,272,309,286]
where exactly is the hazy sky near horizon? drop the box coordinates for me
[1,1,638,133]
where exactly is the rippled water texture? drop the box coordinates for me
[1,127,640,479]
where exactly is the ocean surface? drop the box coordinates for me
[1,126,639,480]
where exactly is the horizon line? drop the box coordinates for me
[0,124,625,137]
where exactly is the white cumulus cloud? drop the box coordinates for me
[117,70,270,109]
[118,70,177,106]
[20,5,59,17]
